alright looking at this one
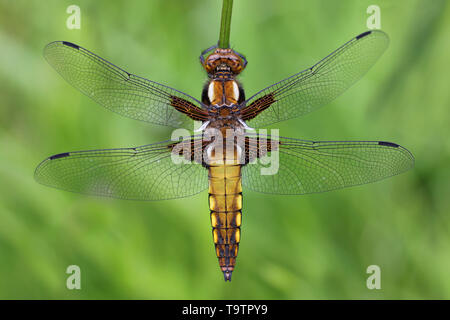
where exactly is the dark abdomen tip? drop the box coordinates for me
[223,270,232,282]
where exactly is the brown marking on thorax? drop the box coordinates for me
[240,93,276,121]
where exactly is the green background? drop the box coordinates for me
[0,0,449,299]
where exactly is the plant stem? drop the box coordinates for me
[218,0,234,48]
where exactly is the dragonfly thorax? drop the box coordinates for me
[202,78,244,108]
[204,117,246,132]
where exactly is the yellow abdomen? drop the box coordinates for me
[208,151,242,282]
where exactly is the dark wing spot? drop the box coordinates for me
[62,41,79,49]
[49,152,70,160]
[356,31,372,40]
[378,141,399,148]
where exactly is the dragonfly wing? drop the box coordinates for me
[240,30,389,128]
[44,41,208,129]
[35,137,208,200]
[241,134,414,195]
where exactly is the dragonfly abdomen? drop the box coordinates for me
[208,161,242,282]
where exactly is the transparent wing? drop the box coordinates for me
[240,30,389,128]
[44,41,208,129]
[242,134,414,195]
[34,138,208,200]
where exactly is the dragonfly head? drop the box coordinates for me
[203,48,247,76]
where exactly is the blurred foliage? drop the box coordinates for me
[0,0,449,299]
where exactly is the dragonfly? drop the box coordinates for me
[35,30,414,281]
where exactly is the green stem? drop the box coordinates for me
[218,0,234,48]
